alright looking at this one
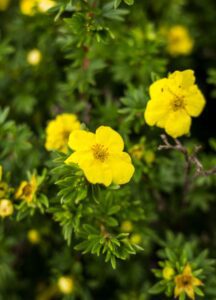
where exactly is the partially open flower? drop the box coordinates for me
[58,276,74,294]
[0,199,14,218]
[162,266,175,280]
[27,229,41,244]
[27,49,42,65]
[15,175,37,203]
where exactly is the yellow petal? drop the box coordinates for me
[174,285,184,298]
[95,126,124,152]
[108,152,135,185]
[185,86,206,117]
[144,99,170,127]
[185,286,195,300]
[83,161,112,187]
[165,110,191,138]
[65,151,92,168]
[192,277,203,287]
[68,130,95,151]
[183,264,193,276]
[169,70,195,89]
[149,78,169,99]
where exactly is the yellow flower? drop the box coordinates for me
[144,70,205,138]
[167,25,194,56]
[163,266,175,280]
[20,0,38,15]
[15,175,37,203]
[174,264,203,300]
[27,49,42,65]
[27,229,41,244]
[45,114,80,153]
[65,126,135,187]
[0,199,14,218]
[20,0,55,15]
[130,233,142,245]
[58,276,74,294]
[0,0,10,11]
[129,144,144,160]
[144,150,155,164]
[37,0,55,13]
[121,220,133,232]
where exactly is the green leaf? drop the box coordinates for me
[124,0,134,5]
[149,282,165,294]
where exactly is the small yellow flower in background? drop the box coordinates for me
[15,175,37,203]
[37,0,55,13]
[65,126,135,187]
[0,0,10,11]
[144,70,205,138]
[27,49,42,66]
[45,114,80,153]
[129,144,144,160]
[121,220,133,232]
[58,276,74,294]
[20,0,55,15]
[20,0,38,15]
[163,266,175,280]
[130,144,155,165]
[27,229,41,244]
[0,199,14,218]
[143,150,155,164]
[130,233,142,245]
[174,264,203,300]
[167,25,194,56]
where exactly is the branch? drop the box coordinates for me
[158,134,216,201]
[158,134,216,178]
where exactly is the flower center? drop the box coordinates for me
[23,184,33,197]
[62,130,70,141]
[92,144,109,162]
[172,97,185,111]
[181,275,192,287]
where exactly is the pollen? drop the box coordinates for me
[23,184,33,197]
[92,144,109,162]
[171,97,185,111]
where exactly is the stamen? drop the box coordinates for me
[92,144,109,162]
[23,184,33,197]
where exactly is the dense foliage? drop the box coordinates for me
[0,0,216,299]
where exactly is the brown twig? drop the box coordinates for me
[158,134,216,201]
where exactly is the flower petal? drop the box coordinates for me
[95,126,124,152]
[185,286,195,300]
[68,130,95,151]
[144,99,170,127]
[149,78,169,99]
[192,277,203,286]
[185,86,206,117]
[169,70,195,89]
[174,285,184,298]
[108,152,135,185]
[65,151,92,168]
[83,161,112,187]
[183,264,192,276]
[165,110,191,138]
